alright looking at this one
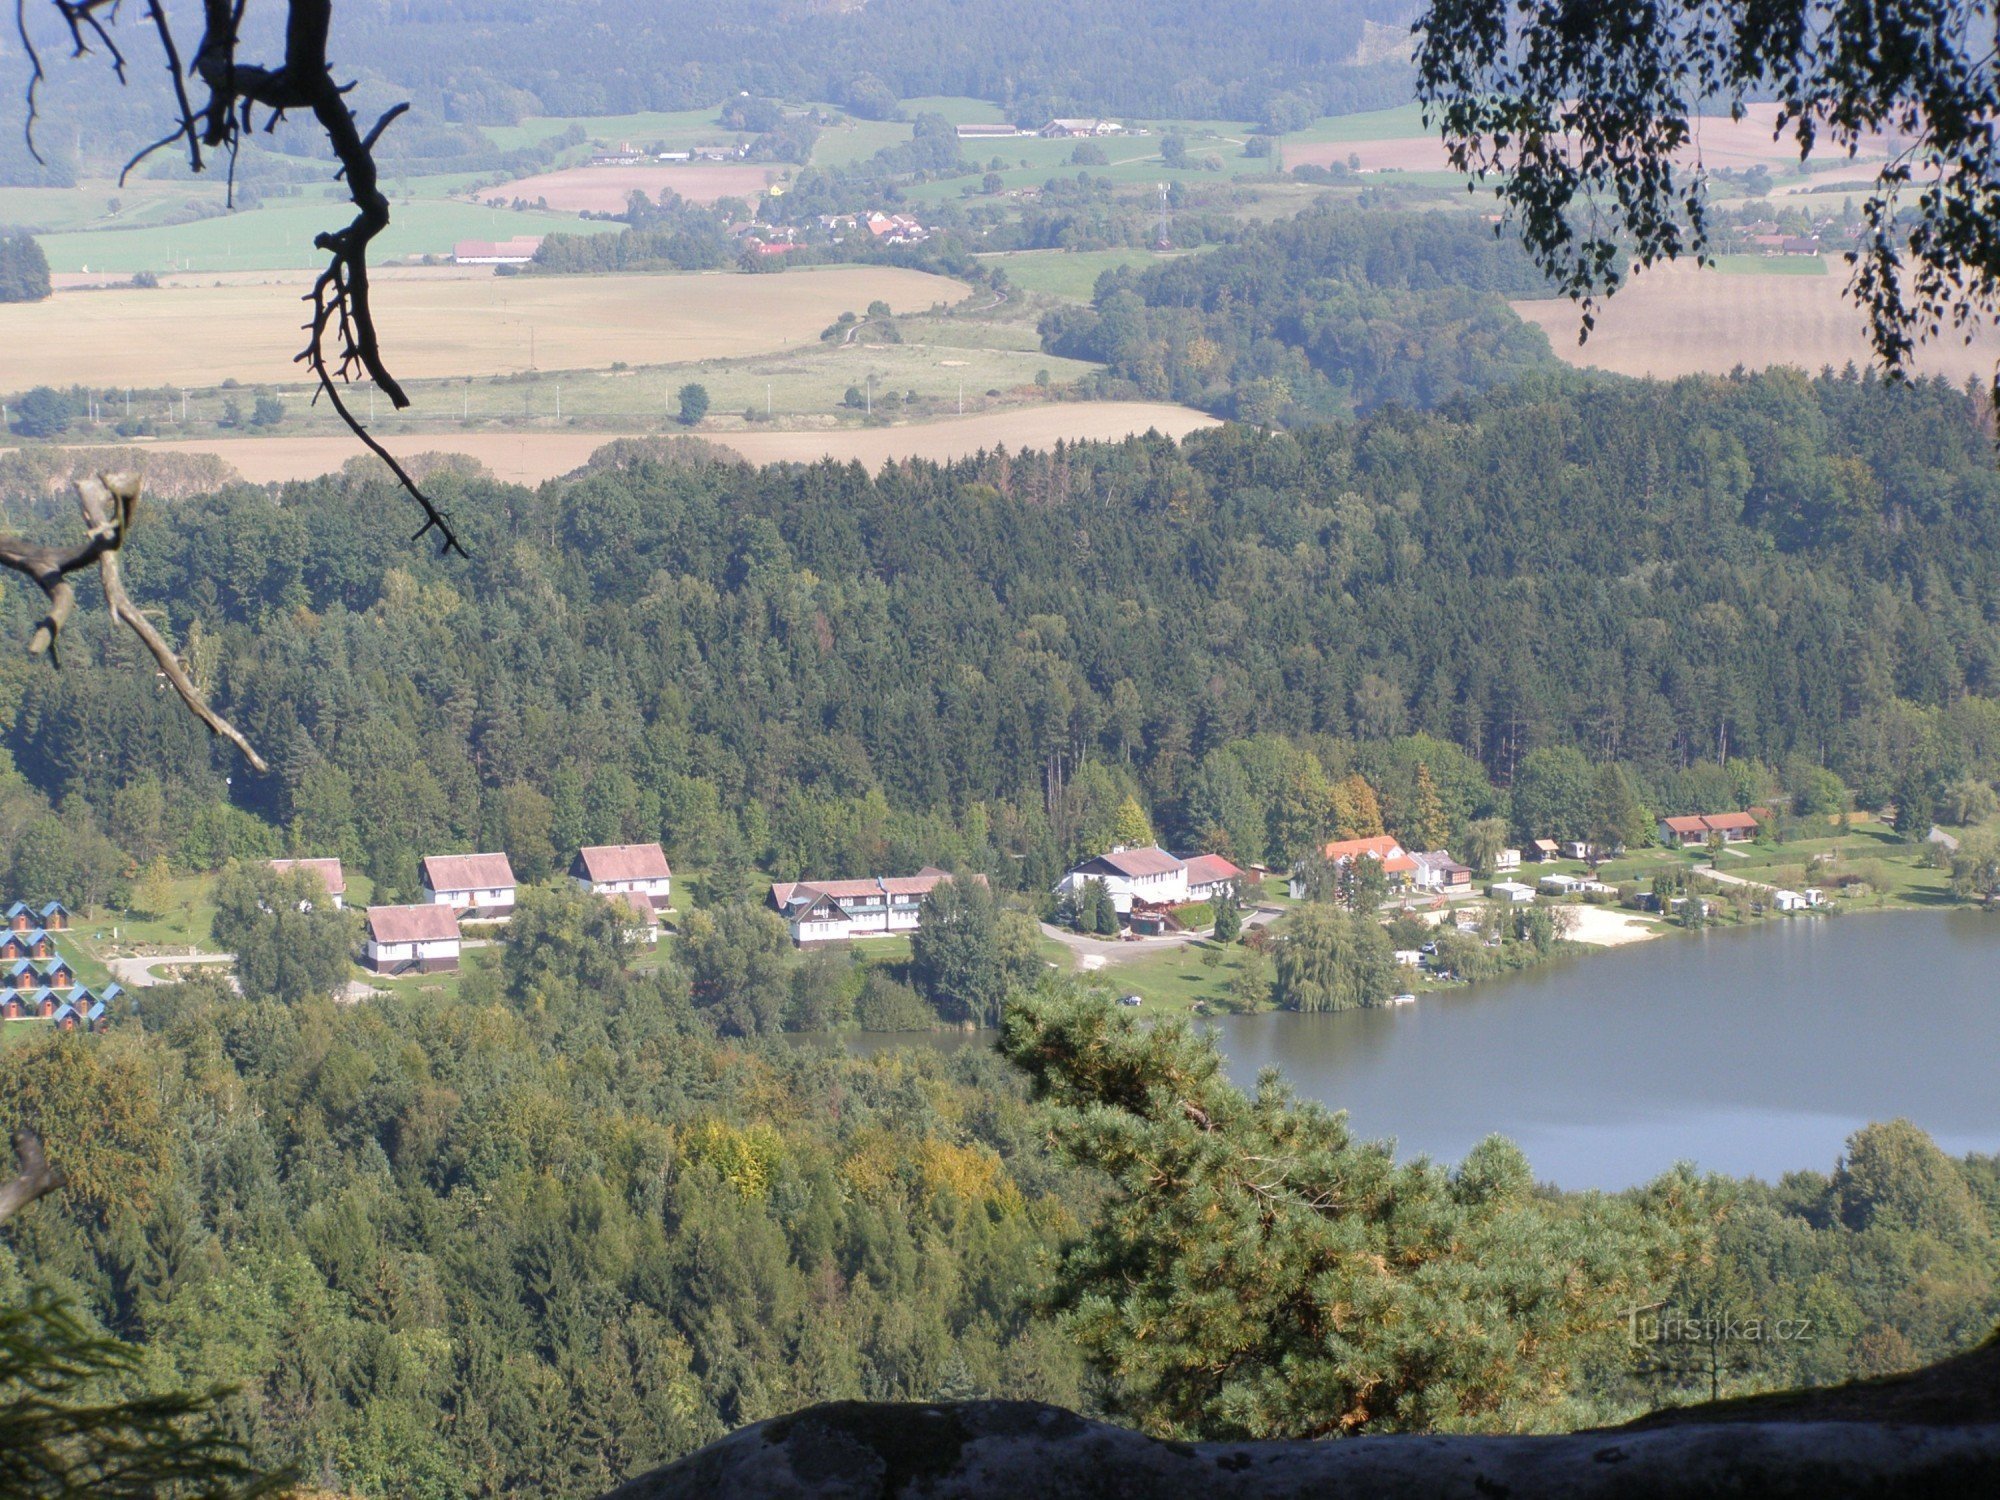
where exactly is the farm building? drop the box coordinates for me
[768,869,963,945]
[269,858,346,908]
[1056,846,1188,914]
[1040,118,1125,137]
[452,237,543,265]
[420,853,518,918]
[364,905,463,975]
[571,843,673,909]
[955,122,1028,139]
[1657,812,1761,847]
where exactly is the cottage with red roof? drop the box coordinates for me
[570,843,672,909]
[270,858,346,909]
[364,905,463,974]
[1290,835,1415,898]
[420,853,518,919]
[1657,812,1761,848]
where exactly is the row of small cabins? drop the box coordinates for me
[1,899,118,1032]
[268,846,673,976]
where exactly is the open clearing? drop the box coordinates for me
[1281,102,1904,177]
[108,403,1218,484]
[0,266,965,388]
[489,163,780,211]
[1514,260,2000,382]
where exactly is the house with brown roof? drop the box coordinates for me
[768,868,961,944]
[270,858,346,909]
[570,843,672,909]
[605,889,663,945]
[1410,850,1473,893]
[1056,846,1188,914]
[420,853,518,919]
[1658,812,1761,848]
[364,905,463,974]
[1180,853,1244,903]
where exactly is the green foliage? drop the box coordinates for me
[0,232,52,303]
[997,986,1688,1437]
[501,880,634,1011]
[10,386,74,438]
[681,902,792,1035]
[1511,746,1598,843]
[676,382,711,426]
[1272,902,1394,1012]
[208,863,356,1007]
[0,1292,288,1499]
[1210,882,1242,943]
[910,877,1036,1026]
[853,968,936,1030]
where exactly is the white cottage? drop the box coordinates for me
[269,858,346,909]
[420,852,518,919]
[364,904,462,974]
[1055,846,1187,915]
[571,843,673,909]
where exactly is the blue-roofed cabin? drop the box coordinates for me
[6,901,35,931]
[53,1003,78,1030]
[0,991,23,1020]
[32,958,71,989]
[85,999,105,1028]
[27,987,59,1018]
[38,901,71,931]
[99,981,124,1008]
[0,929,54,961]
[7,958,38,991]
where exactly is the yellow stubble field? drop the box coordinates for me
[0,265,968,389]
[1514,260,2000,383]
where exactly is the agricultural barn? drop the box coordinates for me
[571,843,673,909]
[420,853,519,918]
[452,237,543,265]
[364,905,463,975]
[269,858,346,908]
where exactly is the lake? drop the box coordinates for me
[838,911,2000,1190]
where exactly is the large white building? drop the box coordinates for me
[420,852,518,919]
[768,869,960,945]
[364,904,462,974]
[570,843,673,909]
[1054,845,1188,914]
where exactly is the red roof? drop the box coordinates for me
[270,858,344,895]
[1181,854,1243,886]
[1704,811,1761,832]
[574,843,672,883]
[769,871,961,911]
[1321,834,1403,863]
[421,853,517,893]
[367,905,461,944]
[1661,816,1710,835]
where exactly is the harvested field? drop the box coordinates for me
[1514,260,2000,383]
[1282,103,1905,176]
[103,403,1219,485]
[489,163,780,211]
[0,267,965,388]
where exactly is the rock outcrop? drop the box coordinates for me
[605,1337,2000,1498]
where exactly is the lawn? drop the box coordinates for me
[903,96,1011,126]
[478,108,732,154]
[1281,105,1431,145]
[1086,937,1270,1015]
[1709,253,1829,276]
[811,119,915,170]
[976,248,1174,301]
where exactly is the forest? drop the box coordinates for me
[1041,204,1561,419]
[4,364,1997,912]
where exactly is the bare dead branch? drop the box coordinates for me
[0,474,268,771]
[0,1128,63,1225]
[26,0,464,556]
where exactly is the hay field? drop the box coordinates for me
[1282,103,1903,175]
[117,403,1219,484]
[0,266,966,388]
[491,163,779,211]
[1514,260,2000,382]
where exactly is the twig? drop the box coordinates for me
[0,474,268,771]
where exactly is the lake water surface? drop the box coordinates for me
[839,911,2000,1190]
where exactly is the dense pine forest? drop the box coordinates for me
[4,365,1997,905]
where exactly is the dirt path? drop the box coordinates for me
[1041,904,1281,970]
[106,952,234,988]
